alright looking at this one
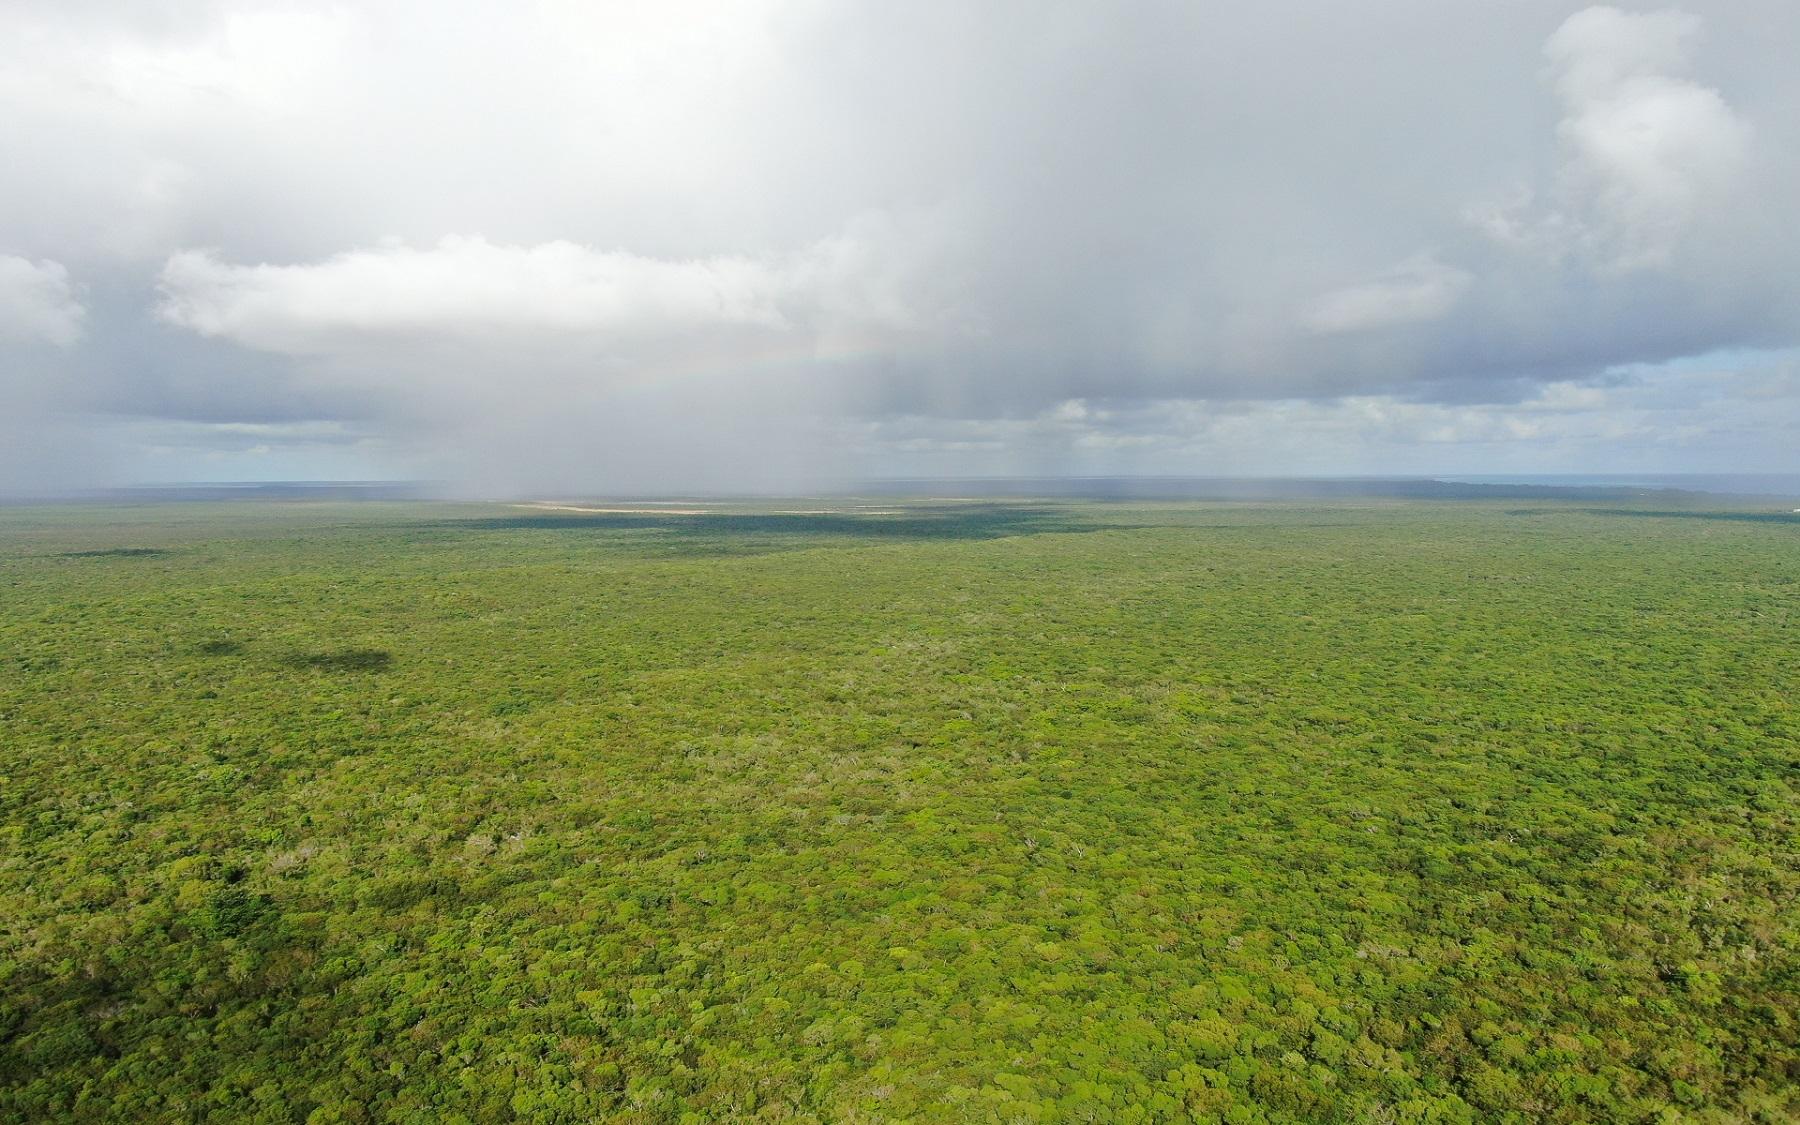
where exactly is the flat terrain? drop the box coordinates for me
[1,499,1795,1122]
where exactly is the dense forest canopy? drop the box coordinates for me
[2,500,1795,1121]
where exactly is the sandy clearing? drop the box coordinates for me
[514,503,712,516]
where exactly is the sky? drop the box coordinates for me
[2,1,1797,494]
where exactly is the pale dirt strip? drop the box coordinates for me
[513,503,712,516]
[513,502,914,516]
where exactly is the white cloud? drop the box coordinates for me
[157,237,797,351]
[1304,254,1473,334]
[1524,5,1752,270]
[1546,7,1697,106]
[95,7,353,114]
[154,211,965,357]
[0,256,84,346]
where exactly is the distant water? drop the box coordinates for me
[1440,474,1800,499]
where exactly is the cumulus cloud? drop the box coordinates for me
[0,256,84,346]
[0,1,1797,490]
[1541,6,1753,270]
[156,218,960,354]
[158,238,796,349]
[1468,5,1762,287]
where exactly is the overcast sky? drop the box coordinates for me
[2,1,1797,493]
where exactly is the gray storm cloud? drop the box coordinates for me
[1,1,1797,491]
